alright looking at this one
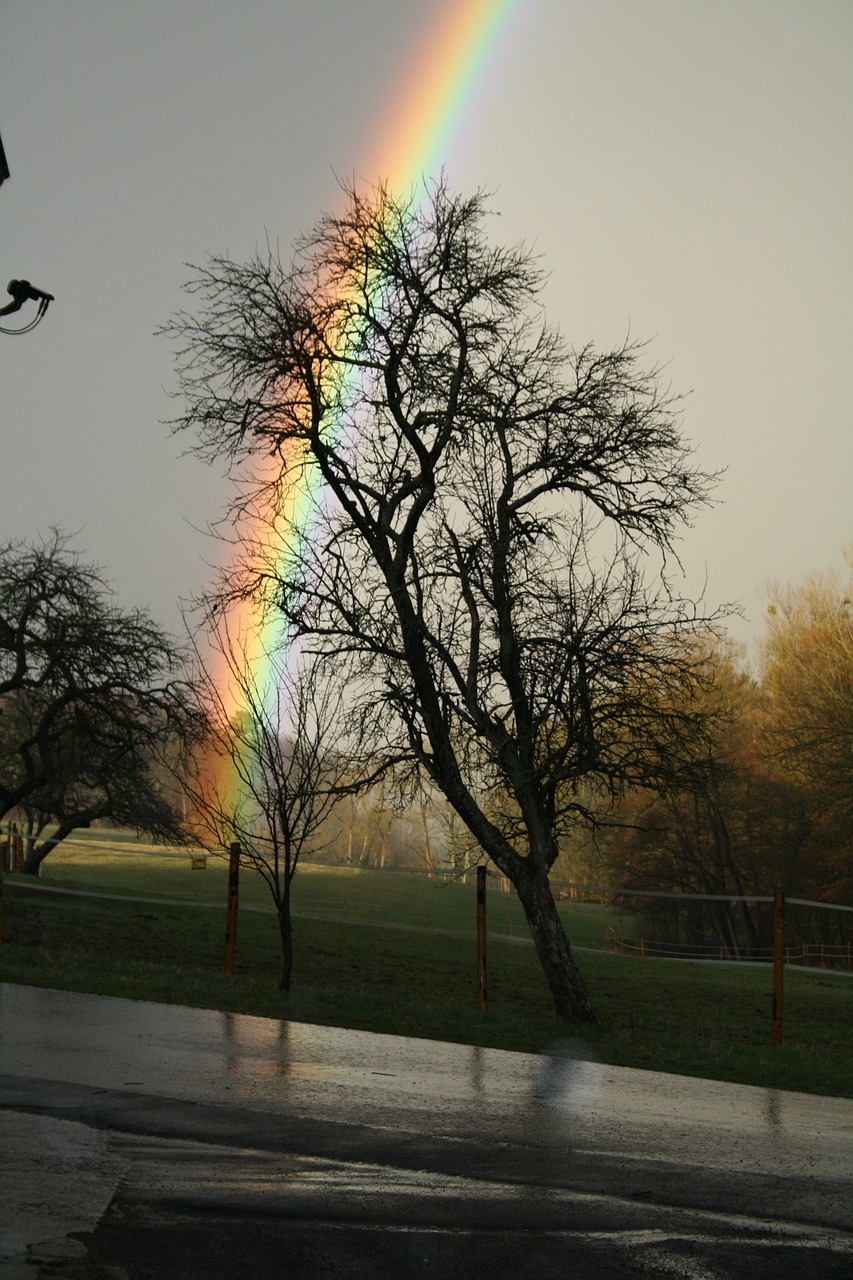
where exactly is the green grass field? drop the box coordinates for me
[1,836,850,1098]
[19,838,616,944]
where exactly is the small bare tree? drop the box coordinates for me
[185,617,345,990]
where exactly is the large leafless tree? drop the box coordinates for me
[166,181,720,1023]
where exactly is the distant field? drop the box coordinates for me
[24,837,618,947]
[3,834,850,1098]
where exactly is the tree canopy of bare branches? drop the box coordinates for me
[166,181,721,1023]
[0,532,195,869]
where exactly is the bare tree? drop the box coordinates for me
[14,710,191,874]
[184,616,345,991]
[0,532,195,869]
[166,180,721,1023]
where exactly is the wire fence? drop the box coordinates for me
[4,827,853,973]
[571,880,853,971]
[604,927,853,970]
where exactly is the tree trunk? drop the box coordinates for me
[22,817,92,875]
[419,804,435,877]
[277,900,293,993]
[23,839,57,875]
[512,864,599,1025]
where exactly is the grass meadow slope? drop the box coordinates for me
[1,838,850,1097]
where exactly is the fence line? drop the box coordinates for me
[605,927,853,971]
[4,827,852,932]
[558,883,774,904]
[787,896,853,913]
[556,882,853,912]
[4,829,853,917]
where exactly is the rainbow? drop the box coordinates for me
[367,0,535,194]
[208,0,538,822]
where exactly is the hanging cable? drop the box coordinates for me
[0,298,51,334]
[0,280,54,333]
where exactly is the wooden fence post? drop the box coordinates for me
[772,891,785,1048]
[223,842,240,975]
[476,865,487,1012]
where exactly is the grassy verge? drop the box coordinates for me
[1,881,850,1098]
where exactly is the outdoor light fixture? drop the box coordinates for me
[0,278,54,334]
[0,129,55,335]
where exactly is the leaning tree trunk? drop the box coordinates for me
[22,838,60,876]
[512,862,599,1025]
[22,816,90,875]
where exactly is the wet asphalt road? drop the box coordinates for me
[0,982,851,1278]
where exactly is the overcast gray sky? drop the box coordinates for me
[2,0,850,662]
